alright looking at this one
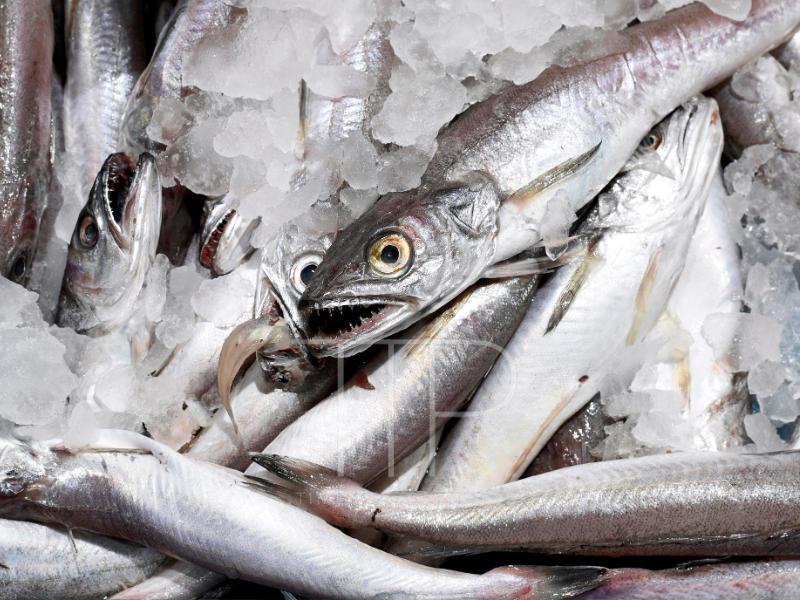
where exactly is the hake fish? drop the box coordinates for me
[255,449,800,557]
[0,0,53,287]
[575,559,800,600]
[64,0,147,188]
[0,430,607,600]
[56,152,162,337]
[0,518,164,600]
[299,0,800,357]
[401,96,723,493]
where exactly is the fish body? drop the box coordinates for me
[0,0,53,286]
[0,431,606,600]
[250,274,538,485]
[64,0,147,189]
[575,560,800,599]
[56,152,162,337]
[0,518,163,600]
[300,0,800,357]
[119,0,240,155]
[405,96,722,492]
[257,449,800,557]
[108,559,228,600]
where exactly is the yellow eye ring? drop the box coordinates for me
[368,233,412,277]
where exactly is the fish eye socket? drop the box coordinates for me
[368,233,412,277]
[291,254,322,293]
[640,131,662,150]
[78,215,99,249]
[8,251,28,284]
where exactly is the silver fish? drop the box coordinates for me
[400,95,722,493]
[299,0,800,358]
[119,0,241,155]
[249,275,538,485]
[256,449,800,557]
[575,560,800,600]
[108,558,228,600]
[56,152,162,337]
[0,0,53,287]
[64,0,147,188]
[198,196,257,275]
[0,430,607,599]
[0,518,163,600]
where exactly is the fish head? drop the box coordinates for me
[199,197,258,275]
[299,171,501,357]
[0,164,48,288]
[254,202,341,382]
[56,152,162,336]
[596,95,723,231]
[0,437,47,504]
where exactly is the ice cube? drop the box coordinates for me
[93,365,140,413]
[758,383,799,424]
[340,132,379,190]
[748,360,787,397]
[539,190,576,260]
[501,0,562,54]
[145,254,170,323]
[63,401,100,450]
[191,273,254,328]
[744,412,786,452]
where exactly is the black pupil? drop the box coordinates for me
[84,221,97,242]
[381,245,400,264]
[300,264,317,285]
[642,135,656,148]
[12,257,25,279]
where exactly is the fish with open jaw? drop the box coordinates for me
[0,518,164,600]
[0,430,608,600]
[0,0,53,287]
[298,0,800,358]
[392,95,722,495]
[56,152,162,337]
[253,449,800,557]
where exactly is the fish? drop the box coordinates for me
[299,0,800,358]
[0,430,607,599]
[0,518,164,600]
[108,558,229,600]
[119,0,242,155]
[392,95,722,494]
[248,274,539,486]
[63,0,147,190]
[56,152,162,337]
[255,449,800,557]
[574,560,800,599]
[0,0,54,287]
[198,196,258,275]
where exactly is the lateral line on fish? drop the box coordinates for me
[505,141,602,209]
[626,250,661,345]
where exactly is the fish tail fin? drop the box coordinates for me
[482,565,608,600]
[248,453,372,529]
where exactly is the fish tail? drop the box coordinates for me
[481,565,608,600]
[248,453,371,529]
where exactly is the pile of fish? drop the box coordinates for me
[6,0,800,598]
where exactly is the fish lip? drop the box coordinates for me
[104,152,159,251]
[299,296,410,311]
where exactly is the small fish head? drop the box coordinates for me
[299,172,501,357]
[57,152,162,336]
[0,165,48,288]
[596,95,723,231]
[255,202,340,382]
[199,197,258,275]
[0,437,46,503]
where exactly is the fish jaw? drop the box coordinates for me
[299,179,500,357]
[56,152,162,336]
[199,198,257,275]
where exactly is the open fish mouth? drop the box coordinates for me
[103,153,138,226]
[300,299,406,353]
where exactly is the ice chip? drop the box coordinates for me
[744,262,771,315]
[0,278,39,329]
[702,312,782,372]
[749,360,787,397]
[539,190,576,260]
[340,187,379,218]
[758,383,799,424]
[63,401,99,450]
[0,328,77,426]
[191,273,254,328]
[305,65,376,99]
[699,0,752,21]
[94,365,140,413]
[145,254,170,323]
[501,0,562,54]
[340,132,379,190]
[744,412,786,453]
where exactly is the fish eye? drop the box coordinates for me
[7,250,28,284]
[368,233,412,277]
[640,131,662,150]
[78,215,99,249]
[291,254,322,293]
